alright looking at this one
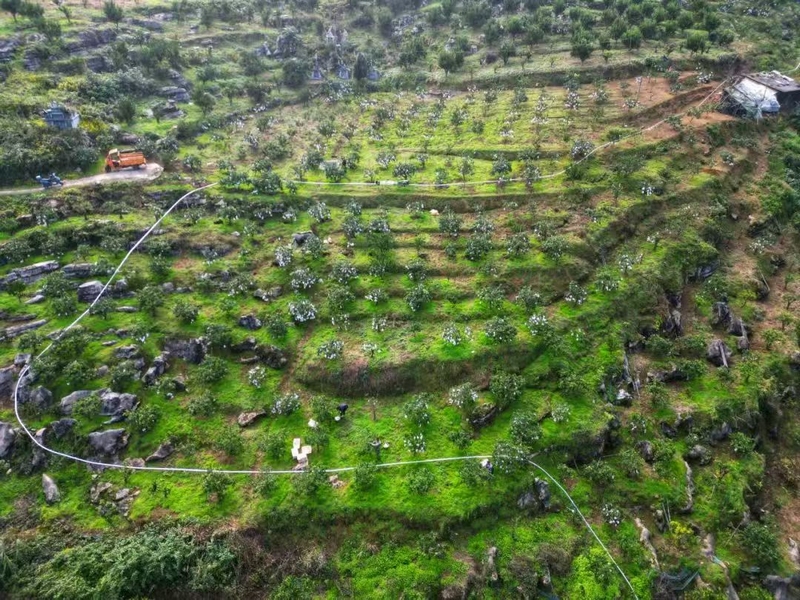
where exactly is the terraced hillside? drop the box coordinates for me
[1,0,800,598]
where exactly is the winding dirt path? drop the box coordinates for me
[0,163,163,197]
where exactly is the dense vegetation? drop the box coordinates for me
[1,0,800,598]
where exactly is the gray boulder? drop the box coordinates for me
[637,440,655,463]
[662,309,682,337]
[88,428,128,457]
[237,411,265,427]
[711,301,731,328]
[613,388,633,406]
[115,345,140,360]
[167,68,189,88]
[31,428,47,470]
[85,55,113,73]
[728,316,747,337]
[42,474,60,504]
[292,231,314,247]
[685,444,712,465]
[534,478,551,510]
[763,574,800,600]
[60,390,93,415]
[99,391,138,417]
[706,339,732,368]
[253,287,283,302]
[49,418,77,439]
[0,366,16,402]
[0,37,20,62]
[142,354,168,386]
[27,386,53,410]
[709,422,732,445]
[77,280,104,303]
[517,478,551,511]
[232,337,258,353]
[238,314,262,330]
[62,263,94,278]
[66,28,116,53]
[145,441,174,462]
[737,334,750,352]
[0,319,48,340]
[257,345,289,369]
[25,294,45,304]
[110,278,129,297]
[129,18,163,31]
[159,86,190,102]
[164,337,207,364]
[0,260,59,289]
[0,422,16,458]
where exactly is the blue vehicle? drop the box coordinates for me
[35,173,63,189]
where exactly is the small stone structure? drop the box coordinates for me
[291,437,313,470]
[43,102,80,130]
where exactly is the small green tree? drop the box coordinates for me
[103,0,123,28]
[353,52,369,81]
[1,0,22,22]
[172,299,199,324]
[458,155,474,184]
[89,297,114,320]
[192,89,216,116]
[202,471,233,500]
[437,50,464,76]
[139,285,165,315]
[499,41,516,66]
[686,30,709,55]
[571,33,594,62]
[622,26,643,50]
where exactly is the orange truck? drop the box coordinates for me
[105,149,147,172]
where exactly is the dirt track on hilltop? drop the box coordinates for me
[0,163,163,197]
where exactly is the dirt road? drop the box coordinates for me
[0,163,163,197]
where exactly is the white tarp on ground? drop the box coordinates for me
[728,78,781,116]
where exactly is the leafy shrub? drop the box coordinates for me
[352,463,377,491]
[403,394,431,427]
[510,411,542,448]
[406,284,431,312]
[741,522,780,569]
[317,339,344,360]
[491,372,524,410]
[188,393,218,417]
[289,300,317,323]
[172,300,199,324]
[127,405,160,434]
[73,395,101,420]
[407,467,436,494]
[257,432,285,460]
[23,526,236,598]
[293,466,327,495]
[448,383,478,411]
[460,460,492,486]
[195,357,228,384]
[202,471,233,499]
[465,234,492,261]
[484,317,517,343]
[215,426,244,456]
[270,392,301,416]
[492,441,529,473]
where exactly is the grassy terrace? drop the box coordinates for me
[2,0,800,596]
